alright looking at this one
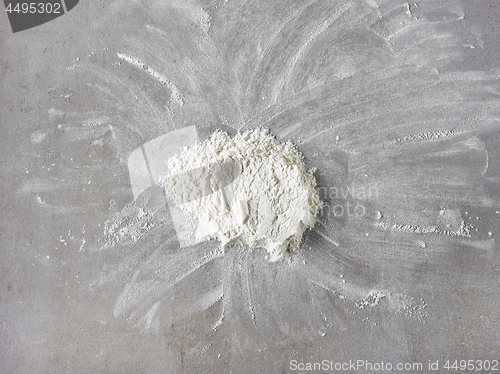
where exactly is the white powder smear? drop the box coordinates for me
[160,129,321,261]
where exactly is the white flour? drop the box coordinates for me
[160,129,321,261]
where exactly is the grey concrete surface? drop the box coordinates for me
[1,0,500,373]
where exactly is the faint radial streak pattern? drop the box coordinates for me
[27,0,500,353]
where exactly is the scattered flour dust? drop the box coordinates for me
[160,129,321,261]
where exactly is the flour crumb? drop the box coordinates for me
[160,129,321,261]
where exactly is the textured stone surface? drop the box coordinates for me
[1,0,500,373]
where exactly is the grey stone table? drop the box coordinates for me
[1,0,500,373]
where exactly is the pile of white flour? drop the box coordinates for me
[160,129,321,261]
